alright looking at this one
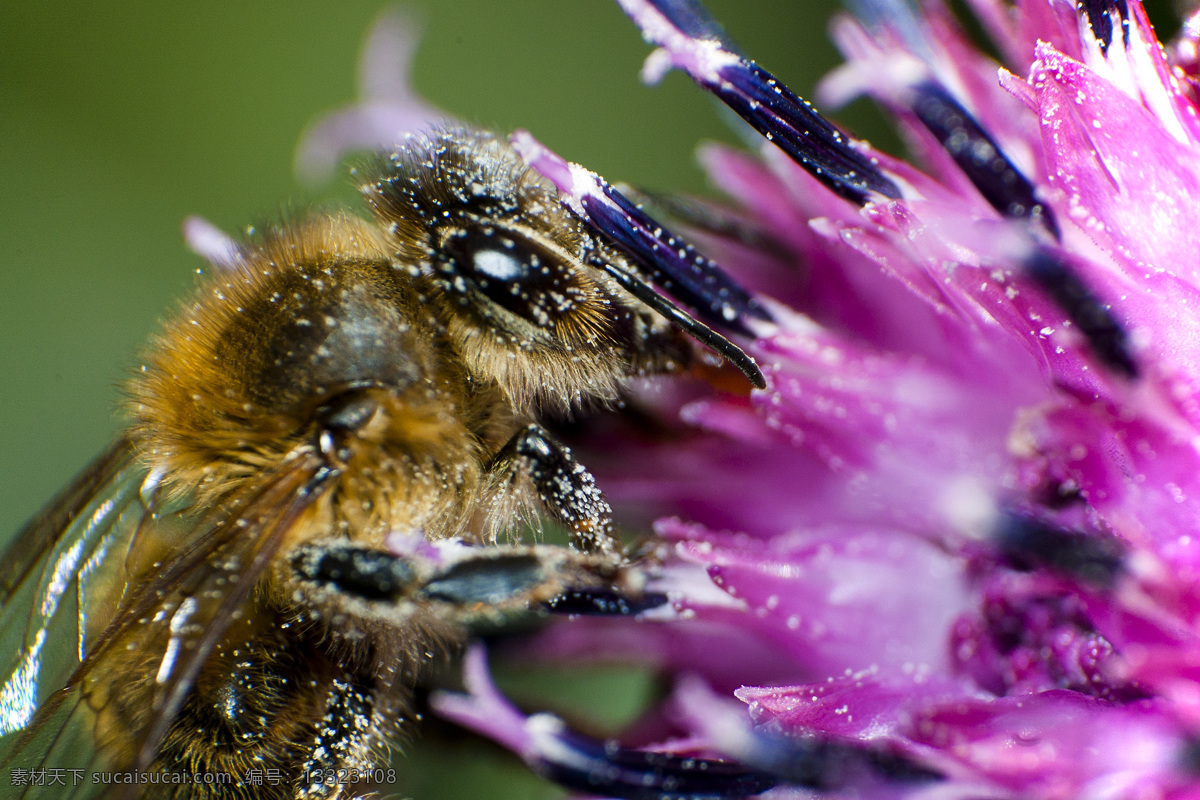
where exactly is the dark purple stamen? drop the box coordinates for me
[435,646,776,799]
[539,729,777,800]
[994,513,1126,588]
[511,129,767,387]
[905,61,1136,380]
[644,0,737,49]
[911,81,1061,240]
[586,248,767,387]
[580,183,772,333]
[709,60,903,204]
[732,731,942,790]
[1024,249,1139,378]
[618,0,901,204]
[1181,738,1200,774]
[619,186,790,259]
[1079,0,1130,53]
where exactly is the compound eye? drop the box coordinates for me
[472,248,527,283]
[439,228,595,332]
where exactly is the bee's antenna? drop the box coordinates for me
[590,256,766,388]
[512,129,769,390]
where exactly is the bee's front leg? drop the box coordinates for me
[282,538,645,798]
[487,423,621,558]
[293,674,381,800]
[286,536,655,628]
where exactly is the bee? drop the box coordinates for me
[0,127,763,799]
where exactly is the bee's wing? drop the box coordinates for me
[0,439,144,741]
[1,446,331,799]
[0,439,137,605]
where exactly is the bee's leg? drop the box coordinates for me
[289,543,419,604]
[288,538,660,622]
[293,673,380,800]
[542,585,668,616]
[488,423,621,557]
[289,539,566,612]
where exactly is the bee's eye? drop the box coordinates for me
[439,228,584,330]
[471,248,527,281]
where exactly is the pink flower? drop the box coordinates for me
[309,1,1200,797]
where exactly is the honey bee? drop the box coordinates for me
[0,127,763,799]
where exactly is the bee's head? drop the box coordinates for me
[361,127,691,414]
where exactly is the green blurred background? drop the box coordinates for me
[0,1,1184,798]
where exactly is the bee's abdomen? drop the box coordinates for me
[151,612,381,800]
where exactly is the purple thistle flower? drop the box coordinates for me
[305,0,1200,797]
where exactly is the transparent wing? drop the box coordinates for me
[1,444,330,800]
[0,439,144,742]
[0,439,135,607]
